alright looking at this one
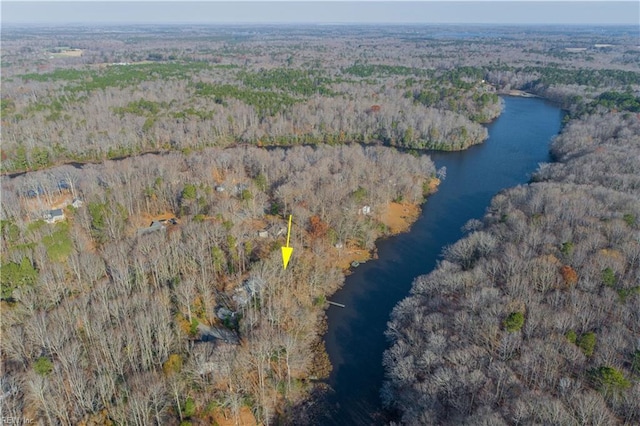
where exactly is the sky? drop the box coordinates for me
[1,1,639,25]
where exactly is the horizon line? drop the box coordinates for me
[3,21,639,26]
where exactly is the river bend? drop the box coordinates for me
[318,96,564,424]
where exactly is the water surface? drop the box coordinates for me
[317,96,563,424]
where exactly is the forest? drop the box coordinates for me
[2,24,637,175]
[383,110,640,424]
[1,143,436,424]
[1,23,639,425]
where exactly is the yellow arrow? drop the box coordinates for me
[281,214,293,270]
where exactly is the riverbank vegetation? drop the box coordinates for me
[384,109,640,424]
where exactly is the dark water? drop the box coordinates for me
[316,97,563,425]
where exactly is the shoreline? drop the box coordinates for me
[499,89,539,98]
[333,177,440,274]
[1,142,462,178]
[305,177,441,385]
[222,179,442,424]
[285,177,441,424]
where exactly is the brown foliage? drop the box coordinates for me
[308,215,329,239]
[560,265,578,286]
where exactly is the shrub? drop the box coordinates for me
[211,246,226,274]
[1,257,38,300]
[351,186,368,203]
[1,219,20,243]
[601,267,616,287]
[163,354,183,376]
[254,173,268,192]
[269,201,283,215]
[590,366,631,397]
[327,228,339,245]
[577,332,596,356]
[34,356,53,376]
[566,329,577,344]
[561,241,574,256]
[183,397,196,418]
[189,319,199,337]
[623,213,636,227]
[618,286,640,302]
[181,184,197,201]
[503,312,525,332]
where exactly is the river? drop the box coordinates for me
[315,96,564,424]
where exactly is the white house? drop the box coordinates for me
[44,209,65,224]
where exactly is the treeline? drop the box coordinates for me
[383,111,640,424]
[6,57,639,175]
[485,66,640,116]
[1,144,436,425]
[1,60,492,174]
[4,25,638,174]
[486,66,640,92]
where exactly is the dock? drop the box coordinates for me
[327,300,345,308]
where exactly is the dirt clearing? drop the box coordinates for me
[380,202,421,234]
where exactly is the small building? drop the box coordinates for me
[215,186,226,192]
[267,224,287,237]
[216,307,235,321]
[257,230,269,238]
[137,220,166,236]
[71,198,84,208]
[156,218,178,225]
[44,209,65,224]
[232,277,265,307]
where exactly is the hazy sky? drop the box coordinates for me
[2,1,639,25]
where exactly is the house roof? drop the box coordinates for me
[49,208,64,217]
[137,221,167,236]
